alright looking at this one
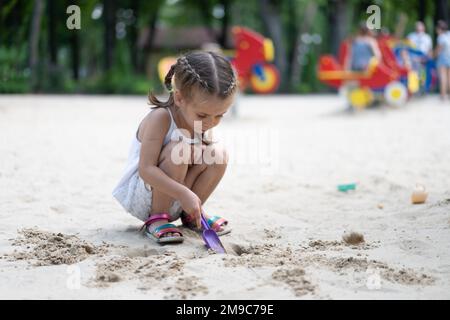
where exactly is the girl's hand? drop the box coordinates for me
[179,188,202,228]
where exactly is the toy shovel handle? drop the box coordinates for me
[200,209,210,230]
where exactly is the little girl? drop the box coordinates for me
[112,51,236,244]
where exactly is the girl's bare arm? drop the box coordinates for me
[138,108,188,200]
[370,39,382,60]
[435,45,442,58]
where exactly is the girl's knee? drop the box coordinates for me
[204,144,228,169]
[159,141,189,181]
[160,141,191,166]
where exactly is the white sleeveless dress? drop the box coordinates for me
[112,107,200,222]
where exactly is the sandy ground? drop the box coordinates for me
[0,94,449,300]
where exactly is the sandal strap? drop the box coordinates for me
[153,224,182,238]
[153,223,176,233]
[140,213,171,231]
[208,216,228,231]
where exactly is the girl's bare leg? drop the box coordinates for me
[148,141,189,237]
[447,68,450,94]
[147,142,228,235]
[439,66,448,100]
[183,144,228,230]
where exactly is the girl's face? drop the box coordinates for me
[174,88,235,132]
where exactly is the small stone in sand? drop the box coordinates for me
[411,186,428,204]
[377,203,384,209]
[97,271,121,283]
[342,232,365,245]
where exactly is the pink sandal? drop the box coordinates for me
[141,213,184,244]
[181,212,231,236]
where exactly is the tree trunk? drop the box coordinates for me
[198,0,217,43]
[70,32,79,80]
[47,0,57,67]
[29,0,44,91]
[142,5,160,74]
[418,0,426,22]
[328,0,348,56]
[285,0,297,86]
[103,0,116,71]
[435,0,449,24]
[289,2,317,91]
[433,0,448,40]
[259,0,287,92]
[218,0,231,48]
[128,0,139,72]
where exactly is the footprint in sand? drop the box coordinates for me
[398,239,432,256]
[21,195,38,203]
[49,205,68,214]
[115,247,161,258]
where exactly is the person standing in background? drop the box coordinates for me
[407,22,433,94]
[408,21,433,57]
[435,20,450,101]
[346,23,381,71]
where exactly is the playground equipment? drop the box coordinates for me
[317,36,435,110]
[230,26,280,94]
[157,26,280,94]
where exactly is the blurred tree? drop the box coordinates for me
[103,0,116,71]
[140,0,163,73]
[328,0,349,56]
[259,0,287,92]
[289,1,318,91]
[47,0,57,68]
[2,0,450,94]
[127,0,139,72]
[218,0,231,48]
[418,0,426,22]
[29,0,44,91]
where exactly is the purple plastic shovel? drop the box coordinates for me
[201,210,226,254]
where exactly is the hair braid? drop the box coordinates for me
[164,64,176,92]
[178,56,209,89]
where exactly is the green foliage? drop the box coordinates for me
[0,0,445,94]
[0,46,30,93]
[79,69,155,94]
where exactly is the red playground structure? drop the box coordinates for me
[158,26,280,94]
[230,26,280,94]
[317,36,426,110]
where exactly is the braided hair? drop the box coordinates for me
[149,51,237,109]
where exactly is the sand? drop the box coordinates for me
[0,94,449,299]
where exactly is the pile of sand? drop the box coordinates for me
[93,251,207,299]
[304,255,435,286]
[221,241,435,296]
[4,228,110,266]
[1,228,436,298]
[342,232,365,245]
[304,238,378,251]
[222,243,316,296]
[272,268,315,297]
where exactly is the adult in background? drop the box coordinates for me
[435,20,450,100]
[407,21,433,57]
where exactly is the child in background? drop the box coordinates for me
[112,51,236,244]
[346,23,381,71]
